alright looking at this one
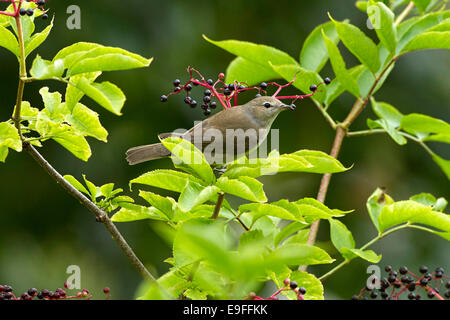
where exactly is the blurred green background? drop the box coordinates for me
[0,0,448,299]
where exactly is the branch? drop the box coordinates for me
[211,192,225,219]
[24,143,157,283]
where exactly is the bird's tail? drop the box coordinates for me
[126,143,170,165]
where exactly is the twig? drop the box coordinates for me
[395,2,415,26]
[211,192,225,219]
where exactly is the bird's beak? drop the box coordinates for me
[282,104,296,111]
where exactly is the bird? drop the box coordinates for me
[126,96,295,165]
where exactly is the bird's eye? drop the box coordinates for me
[264,102,271,108]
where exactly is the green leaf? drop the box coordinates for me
[300,21,340,72]
[368,1,397,53]
[160,137,215,185]
[325,65,366,106]
[401,113,450,137]
[356,1,368,11]
[0,25,19,57]
[287,150,349,173]
[367,118,407,145]
[30,55,64,80]
[63,174,89,195]
[178,181,219,212]
[296,198,352,222]
[397,11,450,53]
[203,35,298,69]
[216,176,267,202]
[404,31,450,52]
[412,0,433,12]
[239,201,306,222]
[270,63,326,103]
[285,271,324,300]
[75,77,125,115]
[111,203,168,222]
[410,193,438,207]
[329,218,355,253]
[268,243,334,267]
[341,248,382,263]
[25,17,54,57]
[330,14,380,73]
[139,191,175,220]
[51,127,91,161]
[366,188,395,232]
[68,47,153,76]
[225,57,280,85]
[99,183,115,198]
[371,100,403,127]
[322,29,360,98]
[65,103,108,142]
[378,200,450,233]
[274,221,309,247]
[82,174,98,200]
[65,72,102,111]
[53,42,103,69]
[0,122,22,162]
[130,169,203,193]
[39,87,62,118]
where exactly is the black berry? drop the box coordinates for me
[289,281,298,289]
[204,89,211,96]
[259,82,267,90]
[385,265,392,272]
[42,13,49,20]
[435,267,444,274]
[298,287,306,295]
[209,102,217,109]
[206,79,214,85]
[408,292,415,300]
[399,266,408,274]
[20,8,27,15]
[419,266,428,274]
[203,96,211,103]
[37,0,46,5]
[427,291,435,299]
[174,86,181,92]
[173,79,181,87]
[420,278,428,286]
[184,97,192,104]
[370,291,378,299]
[310,84,317,92]
[204,108,211,116]
[189,100,197,108]
[28,288,37,296]
[324,77,331,85]
[185,84,192,91]
[160,95,168,102]
[224,88,231,96]
[26,9,34,16]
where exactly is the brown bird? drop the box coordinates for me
[126,96,295,165]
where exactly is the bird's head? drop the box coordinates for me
[243,96,294,126]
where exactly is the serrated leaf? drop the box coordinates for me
[30,56,64,80]
[178,181,219,212]
[329,218,355,253]
[63,174,89,195]
[404,31,450,52]
[330,15,380,73]
[68,47,153,76]
[371,100,403,128]
[75,78,125,115]
[341,248,382,263]
[25,17,53,57]
[130,169,204,193]
[368,1,397,53]
[288,150,349,173]
[296,198,353,222]
[366,188,395,232]
[401,113,450,138]
[65,103,108,142]
[161,137,215,185]
[322,30,360,98]
[0,122,22,162]
[203,35,298,70]
[378,200,450,233]
[0,24,19,57]
[268,243,334,267]
[225,57,280,85]
[65,72,102,112]
[139,190,175,220]
[274,221,309,247]
[112,203,168,222]
[51,126,91,161]
[216,176,267,202]
[239,202,306,223]
[300,21,340,72]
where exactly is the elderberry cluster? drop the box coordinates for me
[0,282,111,300]
[247,278,307,300]
[19,0,48,20]
[159,67,331,117]
[352,265,450,300]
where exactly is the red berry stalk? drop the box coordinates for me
[160,67,331,116]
